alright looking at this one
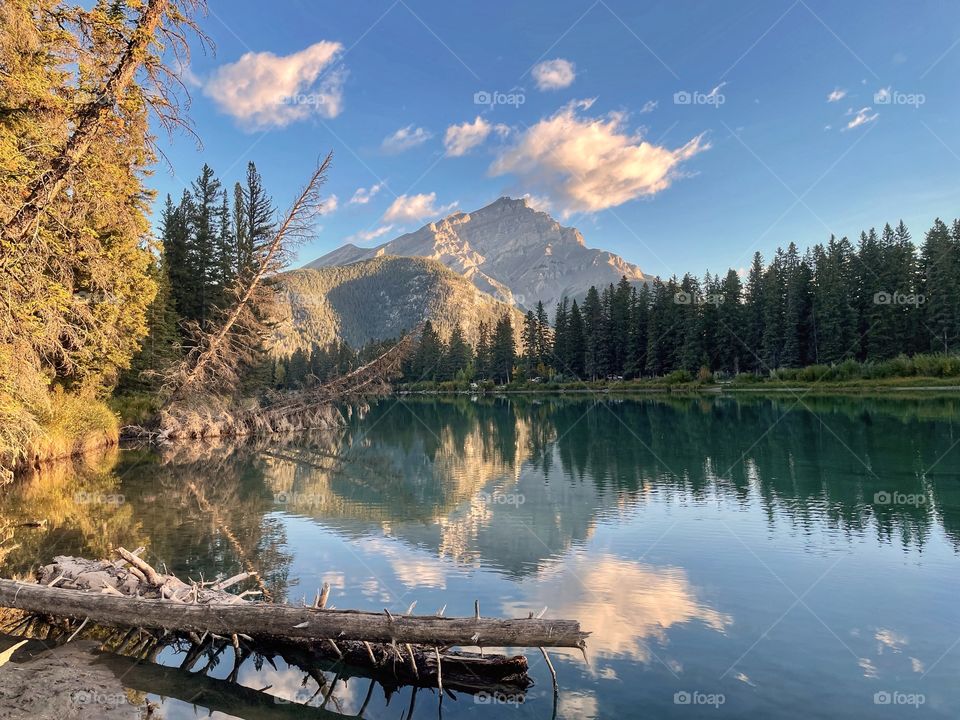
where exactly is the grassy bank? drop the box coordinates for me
[396,353,960,395]
[2,389,119,477]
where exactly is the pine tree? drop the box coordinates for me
[625,284,650,378]
[188,164,222,326]
[535,300,551,370]
[744,252,766,372]
[240,162,275,277]
[567,300,585,378]
[213,189,236,309]
[582,286,603,379]
[491,314,516,383]
[679,274,704,372]
[444,324,472,380]
[761,249,786,370]
[475,321,491,379]
[919,218,960,352]
[522,311,538,375]
[781,245,813,368]
[552,298,569,376]
[163,191,193,322]
[812,236,858,363]
[233,182,248,276]
[717,269,744,373]
[413,320,443,380]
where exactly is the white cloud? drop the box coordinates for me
[532,58,576,91]
[347,224,395,243]
[323,194,338,214]
[381,125,433,154]
[827,87,847,102]
[844,106,878,131]
[640,100,658,114]
[349,183,384,205]
[489,99,709,216]
[204,41,345,129]
[383,193,457,223]
[521,193,552,213]
[444,116,493,156]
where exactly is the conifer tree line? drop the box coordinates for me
[121,161,276,391]
[388,217,960,384]
[159,161,275,329]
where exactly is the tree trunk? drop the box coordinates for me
[0,579,588,649]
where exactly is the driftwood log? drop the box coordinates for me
[0,549,587,698]
[0,579,585,648]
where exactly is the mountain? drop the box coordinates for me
[272,255,524,354]
[306,197,646,310]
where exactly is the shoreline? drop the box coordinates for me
[395,382,960,397]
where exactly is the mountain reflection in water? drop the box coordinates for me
[1,394,958,718]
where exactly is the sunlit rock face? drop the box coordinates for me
[307,197,647,310]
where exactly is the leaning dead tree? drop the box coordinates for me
[0,550,588,695]
[152,153,415,441]
[163,153,334,408]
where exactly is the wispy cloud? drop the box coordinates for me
[383,192,458,223]
[444,116,498,156]
[204,41,345,130]
[844,106,878,130]
[489,99,708,216]
[323,194,338,214]
[349,183,384,205]
[532,58,576,91]
[827,87,847,102]
[640,100,658,114]
[381,125,433,154]
[347,224,395,243]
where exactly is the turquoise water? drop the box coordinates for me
[2,394,959,718]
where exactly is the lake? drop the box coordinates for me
[2,394,959,718]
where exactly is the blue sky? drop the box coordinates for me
[153,0,960,279]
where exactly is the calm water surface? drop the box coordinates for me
[2,394,959,718]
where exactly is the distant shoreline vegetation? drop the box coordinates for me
[272,215,960,396]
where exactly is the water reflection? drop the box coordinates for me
[0,394,958,718]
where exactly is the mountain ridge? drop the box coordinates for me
[306,197,646,310]
[273,255,524,354]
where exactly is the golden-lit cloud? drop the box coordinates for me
[204,41,345,129]
[489,100,708,216]
[506,555,731,662]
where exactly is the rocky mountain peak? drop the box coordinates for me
[306,197,645,310]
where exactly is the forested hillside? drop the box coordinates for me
[272,256,525,353]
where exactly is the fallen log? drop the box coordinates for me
[0,577,585,647]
